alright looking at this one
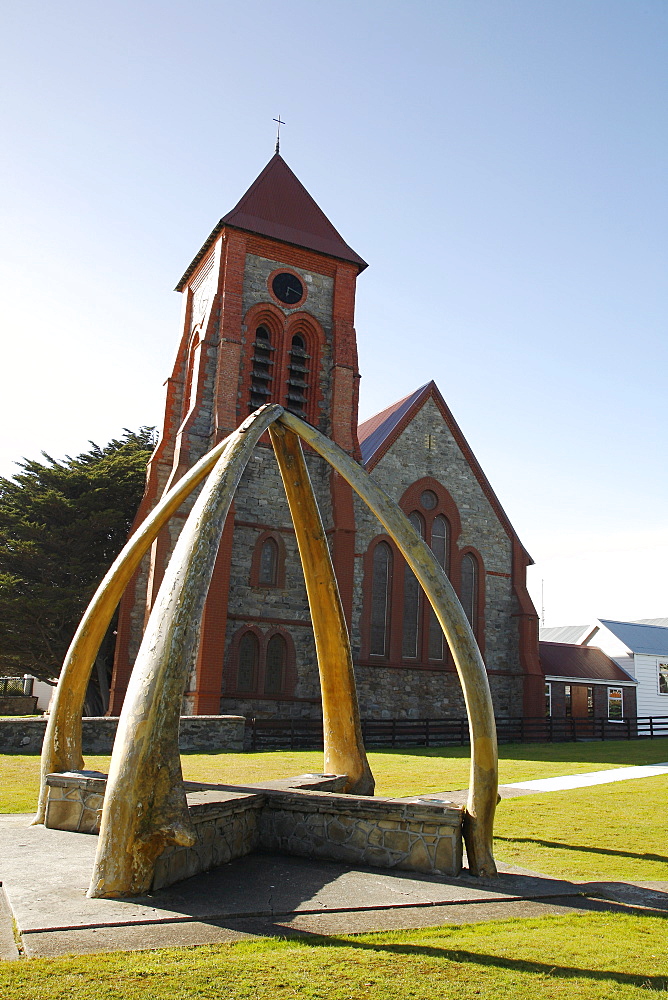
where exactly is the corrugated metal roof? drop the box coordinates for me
[598,619,668,655]
[539,642,636,682]
[539,625,587,643]
[633,618,668,628]
[358,384,430,466]
[177,154,367,289]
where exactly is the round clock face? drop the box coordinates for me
[271,272,304,306]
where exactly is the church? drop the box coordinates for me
[108,153,543,722]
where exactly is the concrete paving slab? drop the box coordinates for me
[0,813,592,958]
[3,812,665,959]
[0,887,20,961]
[19,896,627,958]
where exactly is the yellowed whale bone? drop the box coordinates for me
[38,402,496,895]
[33,410,273,825]
[278,410,498,878]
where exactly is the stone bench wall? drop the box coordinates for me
[0,715,246,754]
[44,771,464,891]
[258,790,462,876]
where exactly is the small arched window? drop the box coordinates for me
[249,325,274,410]
[258,537,279,586]
[370,541,392,656]
[402,512,424,659]
[237,632,259,692]
[264,634,287,695]
[286,333,310,416]
[460,553,478,631]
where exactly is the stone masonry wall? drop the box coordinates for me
[0,715,245,754]
[351,396,525,718]
[43,771,464,891]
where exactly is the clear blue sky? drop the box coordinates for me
[1,1,666,625]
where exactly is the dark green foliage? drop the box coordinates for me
[0,428,155,681]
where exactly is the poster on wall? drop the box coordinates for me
[658,660,668,695]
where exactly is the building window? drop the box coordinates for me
[564,684,572,717]
[370,541,392,656]
[460,553,478,631]
[545,682,552,717]
[427,514,449,660]
[264,634,286,695]
[258,537,278,586]
[237,632,259,692]
[659,660,668,695]
[249,325,274,410]
[228,627,295,699]
[608,687,623,721]
[402,513,424,659]
[250,531,285,589]
[286,334,310,416]
[587,686,594,718]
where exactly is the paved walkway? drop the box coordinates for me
[504,762,668,793]
[2,762,667,960]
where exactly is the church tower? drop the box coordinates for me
[109,154,367,716]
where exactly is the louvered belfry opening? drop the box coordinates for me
[249,325,274,410]
[286,334,309,416]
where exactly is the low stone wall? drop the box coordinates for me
[259,790,462,876]
[0,696,38,716]
[0,715,246,754]
[44,771,464,891]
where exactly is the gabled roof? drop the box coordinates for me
[540,641,637,683]
[358,384,429,466]
[176,154,367,290]
[597,619,668,656]
[540,625,588,644]
[357,380,532,560]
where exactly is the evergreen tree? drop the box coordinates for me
[0,428,155,684]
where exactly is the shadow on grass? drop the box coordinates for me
[494,835,668,865]
[256,927,668,991]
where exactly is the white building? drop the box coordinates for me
[542,618,668,719]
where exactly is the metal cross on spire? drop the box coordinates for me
[273,115,285,154]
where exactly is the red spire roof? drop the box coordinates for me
[176,154,367,289]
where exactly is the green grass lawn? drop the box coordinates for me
[1,741,667,991]
[2,912,667,998]
[2,738,667,882]
[3,736,668,814]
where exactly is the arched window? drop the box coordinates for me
[460,553,478,631]
[237,632,259,692]
[264,634,286,695]
[249,325,274,410]
[286,333,310,416]
[402,512,424,659]
[258,537,278,586]
[227,627,295,699]
[370,541,392,656]
[428,515,450,660]
[251,531,285,589]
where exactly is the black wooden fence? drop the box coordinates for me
[246,714,668,750]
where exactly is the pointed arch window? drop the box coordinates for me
[258,537,279,586]
[250,531,285,589]
[249,325,275,410]
[402,512,424,659]
[370,541,392,656]
[286,334,310,416]
[428,515,450,660]
[265,634,287,695]
[460,553,478,631]
[228,627,295,699]
[237,632,259,692]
